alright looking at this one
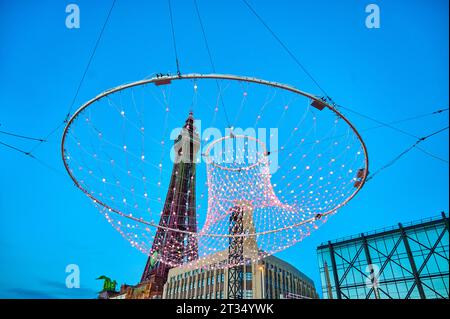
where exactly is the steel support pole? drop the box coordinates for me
[399,223,426,299]
[323,261,333,299]
[440,211,449,299]
[361,234,379,299]
[328,241,342,299]
[442,211,449,231]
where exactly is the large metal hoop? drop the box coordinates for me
[61,73,369,238]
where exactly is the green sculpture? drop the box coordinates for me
[149,251,159,268]
[96,275,117,292]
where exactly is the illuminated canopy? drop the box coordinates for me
[61,73,369,268]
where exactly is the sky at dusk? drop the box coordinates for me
[0,0,448,298]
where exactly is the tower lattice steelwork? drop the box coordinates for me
[140,112,199,298]
[228,206,244,299]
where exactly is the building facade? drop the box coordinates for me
[317,212,449,299]
[163,200,318,299]
[163,253,318,299]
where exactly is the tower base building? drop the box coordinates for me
[163,202,318,299]
[163,253,318,299]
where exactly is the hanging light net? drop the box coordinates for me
[62,74,368,269]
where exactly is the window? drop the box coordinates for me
[244,290,253,299]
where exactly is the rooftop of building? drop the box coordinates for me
[264,254,315,285]
[317,212,448,249]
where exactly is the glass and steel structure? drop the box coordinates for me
[317,212,449,299]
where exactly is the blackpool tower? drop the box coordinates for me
[140,112,199,298]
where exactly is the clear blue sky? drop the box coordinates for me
[0,0,448,298]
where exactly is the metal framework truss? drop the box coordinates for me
[228,206,244,299]
[318,212,449,299]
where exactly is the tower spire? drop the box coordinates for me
[140,112,199,298]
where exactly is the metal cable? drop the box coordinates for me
[193,0,232,128]
[0,129,45,142]
[28,0,117,156]
[168,0,181,75]
[241,0,332,101]
[367,126,449,181]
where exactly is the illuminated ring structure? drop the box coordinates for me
[61,73,369,239]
